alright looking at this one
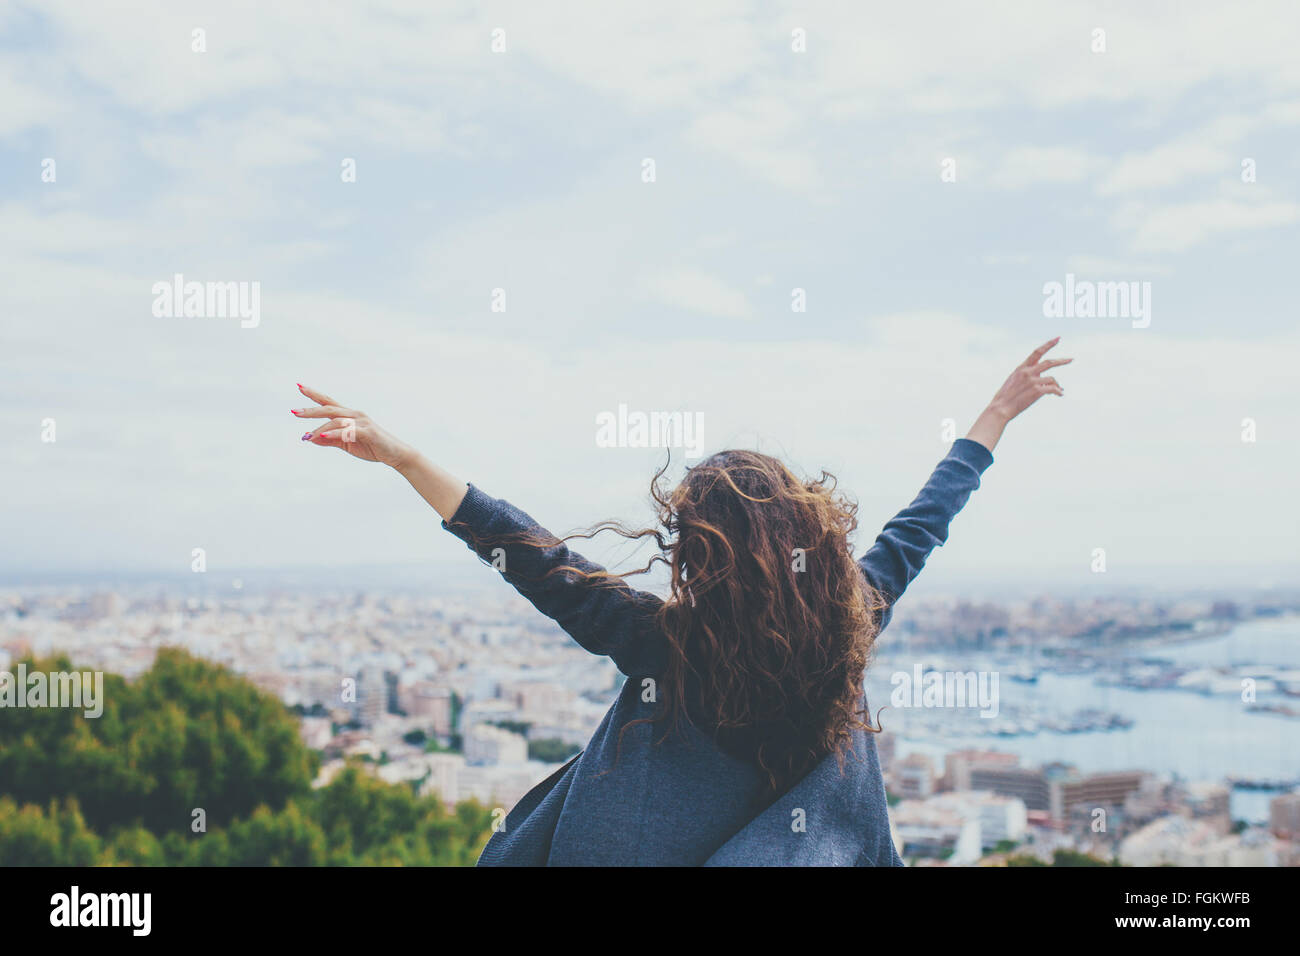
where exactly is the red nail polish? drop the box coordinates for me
[291,409,299,415]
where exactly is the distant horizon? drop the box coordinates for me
[4,558,1298,603]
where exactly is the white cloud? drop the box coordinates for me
[4,0,1300,579]
[989,147,1101,189]
[1065,255,1173,277]
[1116,192,1300,253]
[686,96,821,194]
[644,268,753,320]
[1097,141,1233,195]
[1095,106,1300,196]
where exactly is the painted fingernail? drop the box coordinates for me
[301,432,313,441]
[291,409,300,415]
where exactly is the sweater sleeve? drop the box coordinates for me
[858,438,993,626]
[441,484,669,677]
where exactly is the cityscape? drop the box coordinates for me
[3,578,1297,867]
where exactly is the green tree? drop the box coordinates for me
[0,652,494,866]
[528,738,581,763]
[0,797,102,866]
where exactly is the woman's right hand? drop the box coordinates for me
[292,384,415,470]
[965,338,1072,452]
[984,337,1070,420]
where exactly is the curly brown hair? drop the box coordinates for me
[464,450,888,796]
[644,450,887,793]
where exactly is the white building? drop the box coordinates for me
[457,763,554,809]
[971,793,1028,847]
[892,800,983,864]
[298,716,333,750]
[464,723,528,766]
[892,790,1027,860]
[1120,815,1280,867]
[416,752,558,812]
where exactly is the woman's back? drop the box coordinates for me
[479,677,900,866]
[443,437,993,865]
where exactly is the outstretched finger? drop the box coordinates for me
[302,418,352,442]
[1024,337,1061,366]
[1033,357,1073,374]
[297,383,339,407]
[292,404,357,419]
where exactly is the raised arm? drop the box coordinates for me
[291,384,667,676]
[858,438,993,618]
[859,337,1071,624]
[435,483,667,677]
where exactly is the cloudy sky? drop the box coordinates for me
[2,1,1297,594]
